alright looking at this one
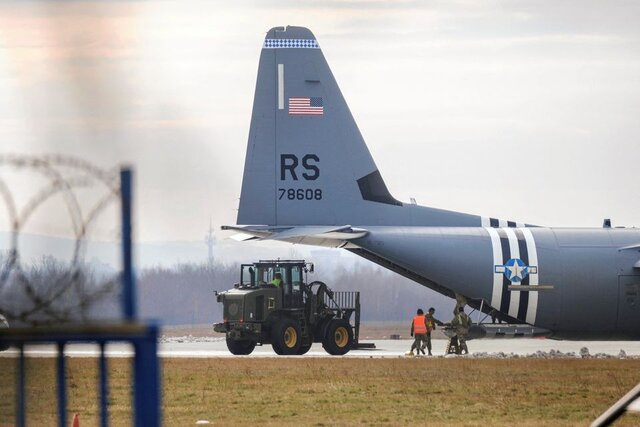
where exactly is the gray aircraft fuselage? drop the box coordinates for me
[348,226,640,339]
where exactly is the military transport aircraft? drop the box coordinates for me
[223,26,640,340]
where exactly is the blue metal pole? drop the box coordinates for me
[16,343,25,427]
[120,168,137,321]
[56,342,67,427]
[99,342,109,427]
[133,325,160,426]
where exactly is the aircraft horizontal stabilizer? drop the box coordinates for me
[618,243,640,251]
[221,225,368,247]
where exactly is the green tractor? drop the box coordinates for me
[213,260,362,356]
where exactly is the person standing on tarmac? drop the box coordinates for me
[450,306,471,354]
[409,309,428,356]
[422,307,443,356]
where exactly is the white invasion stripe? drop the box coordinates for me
[503,228,521,318]
[521,227,539,325]
[498,219,508,228]
[485,227,503,310]
[516,222,525,228]
[277,64,284,110]
[481,217,490,227]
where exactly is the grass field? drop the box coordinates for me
[1,357,639,426]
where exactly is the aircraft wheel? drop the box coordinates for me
[322,319,353,356]
[272,318,302,355]
[226,336,256,355]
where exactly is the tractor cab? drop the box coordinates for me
[237,260,313,308]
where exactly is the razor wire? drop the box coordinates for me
[0,154,123,325]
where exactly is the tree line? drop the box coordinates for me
[0,255,456,325]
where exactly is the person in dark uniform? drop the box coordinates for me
[422,307,443,356]
[450,306,471,354]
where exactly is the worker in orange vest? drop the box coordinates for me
[409,309,428,356]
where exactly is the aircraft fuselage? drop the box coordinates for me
[350,226,640,339]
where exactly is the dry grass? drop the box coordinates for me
[1,357,639,426]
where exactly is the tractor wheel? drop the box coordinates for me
[271,318,302,355]
[226,336,256,355]
[271,342,284,355]
[322,319,353,356]
[297,342,312,355]
[0,315,8,352]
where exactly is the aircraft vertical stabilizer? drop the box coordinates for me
[237,26,481,228]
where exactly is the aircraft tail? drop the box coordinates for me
[237,26,480,227]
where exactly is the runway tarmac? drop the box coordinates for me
[2,337,640,358]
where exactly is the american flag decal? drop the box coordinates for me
[289,97,324,116]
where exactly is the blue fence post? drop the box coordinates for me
[120,168,137,321]
[56,342,67,427]
[99,341,109,427]
[16,343,25,427]
[133,325,160,426]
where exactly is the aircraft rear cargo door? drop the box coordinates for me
[617,276,640,334]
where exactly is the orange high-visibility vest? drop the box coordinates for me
[413,315,427,335]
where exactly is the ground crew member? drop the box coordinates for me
[422,307,443,356]
[450,306,471,354]
[270,272,283,287]
[410,309,428,356]
[489,308,502,324]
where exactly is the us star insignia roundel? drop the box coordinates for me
[495,258,538,283]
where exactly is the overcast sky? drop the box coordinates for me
[1,0,639,242]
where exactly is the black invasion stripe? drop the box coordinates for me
[515,228,530,321]
[507,221,516,228]
[490,218,499,228]
[496,228,511,314]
